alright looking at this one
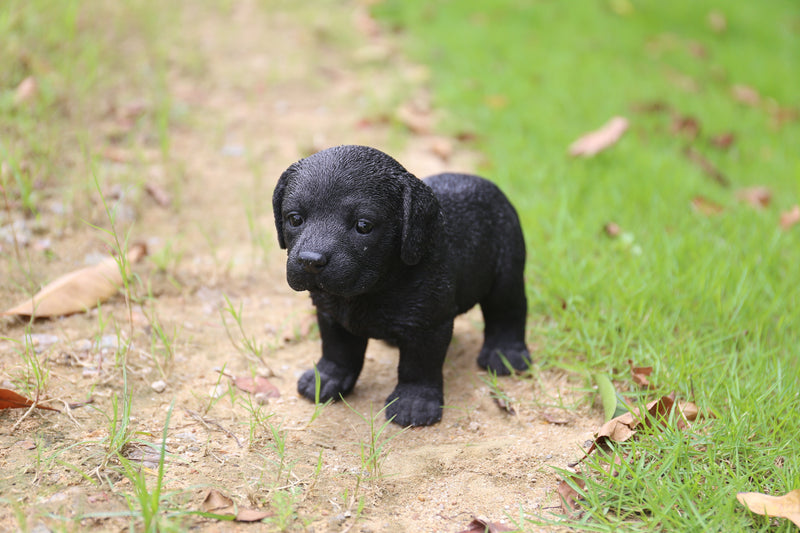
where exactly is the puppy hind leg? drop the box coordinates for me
[477,275,531,375]
[297,311,368,403]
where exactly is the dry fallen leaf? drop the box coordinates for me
[736,187,772,209]
[780,205,800,230]
[429,138,453,162]
[484,94,509,110]
[709,132,736,150]
[671,115,700,140]
[731,84,761,107]
[628,359,653,388]
[691,196,724,216]
[14,76,38,105]
[604,222,621,237]
[683,147,729,187]
[202,489,234,512]
[396,103,432,134]
[3,243,147,318]
[230,375,280,399]
[557,475,587,515]
[568,116,629,157]
[584,393,699,456]
[457,516,514,533]
[353,4,381,38]
[542,412,570,425]
[0,389,59,412]
[234,508,273,522]
[492,396,516,416]
[736,489,800,528]
[707,10,727,33]
[630,100,671,114]
[770,106,799,129]
[145,182,172,207]
[201,489,272,522]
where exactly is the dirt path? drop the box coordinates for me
[1,2,598,531]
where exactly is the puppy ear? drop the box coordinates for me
[401,175,441,265]
[272,164,296,249]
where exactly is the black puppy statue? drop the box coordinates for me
[273,145,531,426]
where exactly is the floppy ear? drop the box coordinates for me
[401,175,441,265]
[272,164,297,249]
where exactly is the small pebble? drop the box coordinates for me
[97,335,119,349]
[82,368,100,378]
[74,339,93,352]
[151,380,167,393]
[26,333,59,352]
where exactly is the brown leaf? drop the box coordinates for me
[558,476,586,514]
[779,205,800,230]
[353,5,381,38]
[103,147,133,163]
[731,84,761,107]
[231,376,280,399]
[201,489,234,513]
[604,222,621,237]
[707,11,727,33]
[145,182,171,207]
[493,396,516,416]
[683,147,729,187]
[671,115,701,140]
[736,489,800,528]
[457,517,514,533]
[628,359,653,388]
[709,132,736,150]
[630,100,671,114]
[585,393,699,456]
[14,76,38,105]
[568,116,629,157]
[675,401,699,430]
[770,107,799,129]
[691,196,724,216]
[3,243,147,318]
[0,389,59,412]
[429,138,453,162]
[396,103,432,134]
[200,490,272,522]
[234,508,273,522]
[736,187,772,209]
[542,412,569,425]
[484,94,508,110]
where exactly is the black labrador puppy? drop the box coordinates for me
[273,145,531,426]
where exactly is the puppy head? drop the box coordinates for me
[273,145,441,297]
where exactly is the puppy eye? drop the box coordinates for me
[287,213,304,227]
[355,219,374,234]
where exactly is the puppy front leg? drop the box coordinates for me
[385,321,453,427]
[297,311,367,403]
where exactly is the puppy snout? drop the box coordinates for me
[298,251,328,274]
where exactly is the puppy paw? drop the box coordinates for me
[384,383,444,426]
[297,361,359,403]
[478,344,532,375]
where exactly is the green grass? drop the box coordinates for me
[375,1,800,530]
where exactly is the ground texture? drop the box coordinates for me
[1,2,600,531]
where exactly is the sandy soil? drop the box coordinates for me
[0,2,600,531]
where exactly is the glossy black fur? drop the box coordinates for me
[273,145,531,426]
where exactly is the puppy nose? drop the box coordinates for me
[298,251,327,274]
